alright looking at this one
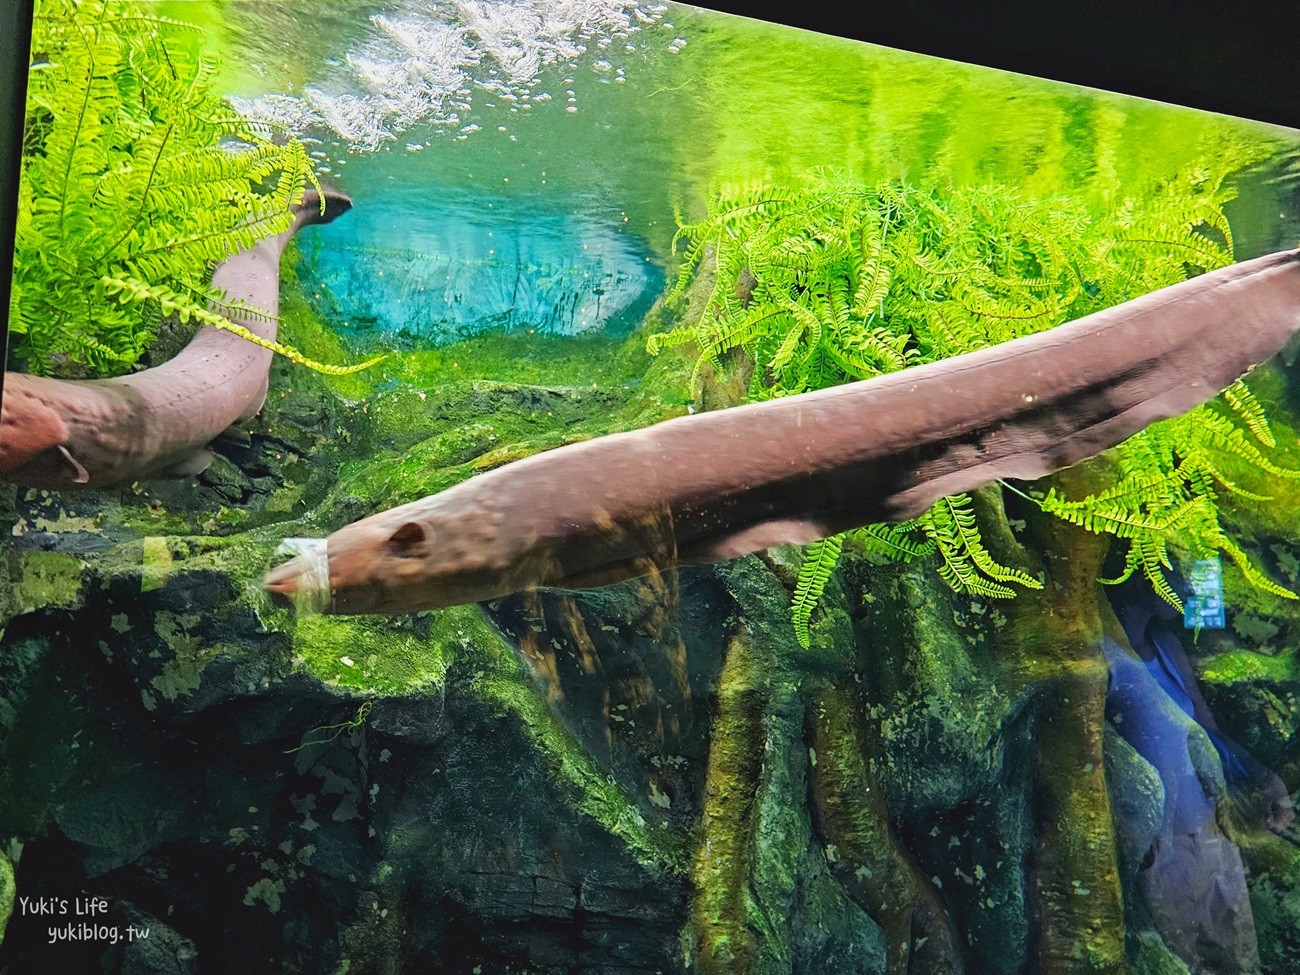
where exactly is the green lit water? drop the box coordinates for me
[169,0,1300,346]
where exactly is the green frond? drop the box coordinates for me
[851,219,891,317]
[1049,472,1179,512]
[1220,379,1275,447]
[1114,213,1232,271]
[644,168,1295,643]
[1176,450,1271,502]
[98,274,383,376]
[953,282,1055,323]
[792,535,845,649]
[847,523,936,562]
[645,325,698,357]
[767,322,808,374]
[921,495,1042,598]
[1041,488,1170,537]
[1135,536,1183,611]
[12,0,331,379]
[1194,411,1300,479]
[1216,534,1299,601]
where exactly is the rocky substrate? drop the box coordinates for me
[2,270,1299,975]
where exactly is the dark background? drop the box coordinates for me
[1,0,1298,374]
[695,0,1300,132]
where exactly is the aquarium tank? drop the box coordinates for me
[3,1,1300,973]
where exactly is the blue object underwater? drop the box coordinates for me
[1183,557,1227,629]
[1104,636,1218,835]
[296,186,664,345]
[1108,573,1288,811]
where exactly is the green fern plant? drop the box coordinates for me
[649,167,1297,647]
[9,0,373,378]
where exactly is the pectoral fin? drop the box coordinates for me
[681,518,829,563]
[0,442,89,485]
[55,445,90,484]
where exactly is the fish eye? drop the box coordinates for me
[386,521,430,557]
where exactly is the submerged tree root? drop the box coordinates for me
[807,680,963,975]
[691,628,767,974]
[975,477,1129,975]
[1033,675,1127,975]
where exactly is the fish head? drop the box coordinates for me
[296,187,353,227]
[264,506,509,614]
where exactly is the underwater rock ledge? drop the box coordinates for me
[3,258,1300,975]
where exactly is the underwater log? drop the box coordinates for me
[807,681,962,974]
[0,189,352,487]
[264,249,1300,615]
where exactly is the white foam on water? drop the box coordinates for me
[275,538,332,615]
[231,0,670,152]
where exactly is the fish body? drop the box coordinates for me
[265,249,1300,615]
[0,190,351,488]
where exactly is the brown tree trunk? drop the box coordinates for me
[975,469,1129,975]
[807,680,963,975]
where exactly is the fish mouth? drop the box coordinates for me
[264,538,334,613]
[264,556,305,607]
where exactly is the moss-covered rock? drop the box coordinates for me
[0,851,14,944]
[4,246,1299,975]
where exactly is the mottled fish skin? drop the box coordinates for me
[263,249,1300,616]
[0,189,352,488]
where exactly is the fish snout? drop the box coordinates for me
[297,187,353,226]
[264,537,335,613]
[264,556,306,608]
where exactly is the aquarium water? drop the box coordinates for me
[3,2,1300,974]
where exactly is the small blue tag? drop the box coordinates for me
[1184,558,1225,630]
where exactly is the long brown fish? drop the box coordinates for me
[264,248,1300,615]
[0,189,351,487]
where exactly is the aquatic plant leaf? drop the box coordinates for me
[1221,379,1275,447]
[792,534,845,649]
[648,167,1299,643]
[11,0,353,378]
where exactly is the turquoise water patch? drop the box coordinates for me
[297,186,664,345]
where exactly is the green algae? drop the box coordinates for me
[1197,647,1298,685]
[140,536,175,593]
[1236,831,1300,973]
[0,851,12,944]
[277,255,377,403]
[327,383,623,510]
[275,255,699,526]
[690,628,766,974]
[745,683,810,969]
[0,637,80,835]
[289,599,686,873]
[475,665,687,874]
[95,534,261,594]
[281,242,683,406]
[14,551,84,614]
[106,494,198,539]
[243,876,286,913]
[293,615,453,695]
[149,612,218,703]
[683,557,894,974]
[452,605,687,875]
